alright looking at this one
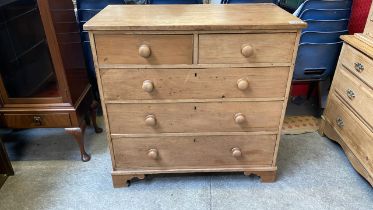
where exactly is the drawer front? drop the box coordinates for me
[3,113,71,128]
[198,33,296,64]
[324,93,373,173]
[113,135,276,169]
[107,101,283,134]
[95,34,193,65]
[333,67,373,127]
[101,67,290,101]
[340,44,373,88]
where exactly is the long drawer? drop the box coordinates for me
[198,33,296,64]
[106,101,283,134]
[324,93,373,173]
[340,44,373,89]
[112,134,276,170]
[333,66,373,127]
[2,113,72,128]
[101,67,290,101]
[94,34,193,65]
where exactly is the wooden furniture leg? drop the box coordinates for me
[65,122,91,162]
[90,100,103,133]
[0,138,14,188]
[244,171,276,183]
[112,174,145,188]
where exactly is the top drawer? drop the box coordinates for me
[340,44,373,89]
[198,33,296,64]
[95,34,193,65]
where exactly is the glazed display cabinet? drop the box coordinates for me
[0,0,102,161]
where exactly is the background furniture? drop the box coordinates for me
[85,4,305,187]
[0,138,13,188]
[320,3,373,186]
[0,0,102,162]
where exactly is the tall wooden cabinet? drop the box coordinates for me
[0,0,102,161]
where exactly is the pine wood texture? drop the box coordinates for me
[198,33,296,64]
[83,4,306,31]
[95,34,193,65]
[100,67,289,100]
[321,35,373,186]
[107,101,283,134]
[112,135,276,170]
[332,67,373,128]
[85,4,305,187]
[339,43,373,88]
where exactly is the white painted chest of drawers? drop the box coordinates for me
[84,4,305,187]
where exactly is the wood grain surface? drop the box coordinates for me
[83,4,306,31]
[112,134,276,169]
[100,67,289,100]
[107,101,283,134]
[199,33,296,64]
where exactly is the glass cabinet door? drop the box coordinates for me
[0,0,61,100]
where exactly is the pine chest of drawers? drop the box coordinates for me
[320,35,373,186]
[84,4,306,187]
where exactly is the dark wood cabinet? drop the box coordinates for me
[0,0,102,162]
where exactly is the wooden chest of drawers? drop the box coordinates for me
[84,4,306,187]
[320,35,373,186]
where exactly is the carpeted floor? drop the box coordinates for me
[0,117,372,210]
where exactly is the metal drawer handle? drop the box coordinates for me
[33,116,42,126]
[336,117,344,128]
[346,89,356,100]
[354,62,364,73]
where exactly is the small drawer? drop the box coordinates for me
[198,33,296,64]
[2,113,72,128]
[94,34,193,65]
[101,67,290,101]
[333,67,373,127]
[324,93,373,173]
[340,44,373,88]
[112,135,276,170]
[106,101,283,134]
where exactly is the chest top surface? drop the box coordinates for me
[83,4,306,31]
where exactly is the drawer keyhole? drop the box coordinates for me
[33,116,42,126]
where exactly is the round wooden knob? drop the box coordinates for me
[139,44,151,58]
[234,113,246,124]
[237,78,249,90]
[145,115,156,126]
[147,149,158,159]
[142,80,154,93]
[241,44,254,57]
[232,147,242,158]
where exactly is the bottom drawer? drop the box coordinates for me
[112,135,276,170]
[2,113,72,128]
[324,93,373,172]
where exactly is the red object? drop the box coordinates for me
[349,0,372,34]
[291,83,310,97]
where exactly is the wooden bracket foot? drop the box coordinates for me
[112,174,145,188]
[244,170,276,183]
